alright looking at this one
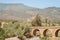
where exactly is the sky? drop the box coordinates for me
[0,0,60,8]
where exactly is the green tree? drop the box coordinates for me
[0,22,1,27]
[32,14,42,26]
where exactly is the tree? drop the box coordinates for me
[45,17,49,26]
[32,14,42,26]
[0,22,1,27]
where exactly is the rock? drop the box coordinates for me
[5,37,20,40]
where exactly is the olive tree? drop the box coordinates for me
[32,14,42,26]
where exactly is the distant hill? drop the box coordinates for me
[0,4,60,23]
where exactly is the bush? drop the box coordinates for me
[52,23,55,26]
[41,37,47,40]
[2,20,32,38]
[0,28,5,40]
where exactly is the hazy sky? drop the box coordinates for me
[0,0,60,8]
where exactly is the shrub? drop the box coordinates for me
[0,28,5,40]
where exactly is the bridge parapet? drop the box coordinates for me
[30,26,60,29]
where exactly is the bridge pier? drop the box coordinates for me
[39,29,45,37]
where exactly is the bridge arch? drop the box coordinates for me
[43,29,52,37]
[55,29,60,37]
[33,29,40,36]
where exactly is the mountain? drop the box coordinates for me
[0,3,60,23]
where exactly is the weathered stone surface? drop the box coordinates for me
[5,37,20,40]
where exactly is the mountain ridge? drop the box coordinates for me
[0,4,60,23]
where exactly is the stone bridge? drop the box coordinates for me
[29,26,60,37]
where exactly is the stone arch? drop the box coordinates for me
[43,29,52,37]
[55,29,60,37]
[33,29,40,36]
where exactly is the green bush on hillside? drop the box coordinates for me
[0,28,5,40]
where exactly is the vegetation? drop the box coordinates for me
[58,31,60,37]
[32,14,42,26]
[0,28,5,40]
[0,20,31,38]
[41,37,47,40]
[0,14,60,40]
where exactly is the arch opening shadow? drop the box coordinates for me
[33,29,40,36]
[43,29,52,37]
[55,29,60,37]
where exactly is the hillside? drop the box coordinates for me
[0,4,60,23]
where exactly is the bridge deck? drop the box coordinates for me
[30,26,60,29]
